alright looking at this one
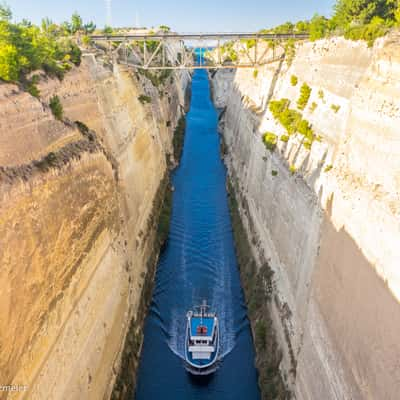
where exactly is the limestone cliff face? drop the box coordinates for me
[211,33,400,400]
[0,53,190,399]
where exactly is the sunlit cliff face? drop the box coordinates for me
[210,33,400,400]
[0,51,190,400]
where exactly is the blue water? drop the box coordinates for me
[135,69,260,400]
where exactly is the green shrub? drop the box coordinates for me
[280,109,303,134]
[257,0,397,51]
[82,35,92,46]
[324,164,333,172]
[75,120,89,134]
[241,38,256,49]
[103,25,113,35]
[229,49,238,62]
[396,6,400,25]
[269,99,291,118]
[263,132,278,152]
[138,94,152,104]
[172,116,186,163]
[297,83,312,110]
[43,62,66,81]
[49,95,63,120]
[280,135,289,142]
[331,104,341,113]
[69,43,82,66]
[310,102,318,113]
[290,75,298,86]
[0,9,88,83]
[255,320,267,350]
[318,89,324,100]
[303,140,312,150]
[269,98,315,145]
[289,164,297,175]
[27,82,40,97]
[271,170,278,176]
[253,69,258,79]
[344,16,389,46]
[35,151,58,171]
[309,14,331,40]
[297,119,314,141]
[25,75,40,98]
[0,44,19,81]
[284,39,296,66]
[138,67,172,88]
[269,99,302,135]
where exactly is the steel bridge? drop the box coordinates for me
[90,32,309,70]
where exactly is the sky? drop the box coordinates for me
[6,0,336,31]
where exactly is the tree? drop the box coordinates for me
[41,17,52,32]
[103,25,113,35]
[83,21,96,34]
[295,20,310,33]
[20,19,32,27]
[71,12,82,34]
[309,14,331,40]
[273,21,295,33]
[61,21,72,35]
[333,0,397,27]
[0,2,11,21]
[395,2,400,24]
[0,43,19,81]
[41,17,60,36]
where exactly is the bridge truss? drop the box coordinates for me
[90,32,309,70]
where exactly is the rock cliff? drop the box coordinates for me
[211,33,400,400]
[0,50,190,399]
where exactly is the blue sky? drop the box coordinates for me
[6,0,335,31]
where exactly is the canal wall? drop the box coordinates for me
[211,33,400,400]
[0,49,190,399]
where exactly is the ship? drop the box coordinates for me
[184,300,220,375]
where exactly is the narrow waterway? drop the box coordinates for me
[135,69,260,399]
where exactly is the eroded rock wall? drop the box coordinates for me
[0,53,190,400]
[211,33,400,400]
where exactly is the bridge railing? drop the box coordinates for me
[89,32,309,70]
[90,32,310,41]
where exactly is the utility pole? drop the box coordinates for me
[105,0,112,27]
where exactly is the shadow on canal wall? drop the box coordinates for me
[111,116,188,400]
[226,171,291,400]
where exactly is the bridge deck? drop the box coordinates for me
[90,32,309,41]
[89,32,309,70]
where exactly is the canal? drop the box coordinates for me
[135,68,260,399]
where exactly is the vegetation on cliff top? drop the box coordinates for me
[264,0,400,46]
[0,4,93,83]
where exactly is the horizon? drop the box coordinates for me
[5,0,335,32]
